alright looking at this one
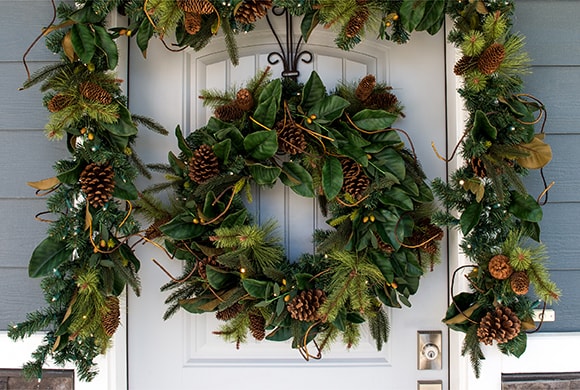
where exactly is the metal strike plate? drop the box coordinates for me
[418,380,443,390]
[418,331,442,370]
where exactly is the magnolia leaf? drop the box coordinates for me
[471,110,497,140]
[474,0,489,14]
[175,125,193,158]
[160,214,205,240]
[213,139,231,163]
[113,177,138,200]
[247,163,281,185]
[443,303,481,325]
[253,79,281,129]
[242,278,270,299]
[94,25,118,69]
[27,176,60,191]
[300,8,320,42]
[462,177,485,203]
[280,161,315,198]
[516,134,553,169]
[415,0,446,32]
[322,156,343,200]
[309,95,350,124]
[350,109,398,131]
[460,202,483,235]
[70,23,96,65]
[206,265,237,290]
[400,0,427,32]
[62,30,76,62]
[29,237,72,278]
[301,71,326,111]
[84,206,92,231]
[102,105,138,137]
[136,18,154,58]
[244,130,278,160]
[509,191,543,222]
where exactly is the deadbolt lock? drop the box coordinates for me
[418,331,442,370]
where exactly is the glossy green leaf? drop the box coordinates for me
[102,105,138,137]
[300,71,326,111]
[379,187,414,211]
[113,176,138,200]
[69,6,104,23]
[351,109,398,131]
[369,251,394,283]
[415,0,445,32]
[202,191,224,219]
[242,278,270,299]
[175,125,193,158]
[375,148,406,180]
[266,326,293,342]
[93,25,118,69]
[206,266,238,290]
[56,160,82,185]
[253,79,281,130]
[309,95,350,124]
[471,110,497,140]
[280,161,315,198]
[29,237,71,278]
[300,8,320,42]
[136,18,154,58]
[244,130,278,160]
[118,243,141,272]
[509,191,543,222]
[460,202,483,235]
[168,151,186,176]
[400,0,427,32]
[322,156,343,200]
[248,163,281,185]
[70,24,96,65]
[220,209,248,229]
[160,214,205,240]
[213,139,231,163]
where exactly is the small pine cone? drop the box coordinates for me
[364,92,398,111]
[47,94,74,112]
[235,0,273,24]
[184,12,202,35]
[477,43,506,75]
[488,254,513,280]
[275,120,306,155]
[345,6,370,38]
[79,81,113,105]
[471,157,487,178]
[249,312,266,341]
[214,103,244,122]
[188,144,220,184]
[177,0,214,14]
[144,217,172,240]
[102,296,121,337]
[375,233,394,254]
[197,256,218,279]
[477,306,521,345]
[216,302,243,321]
[287,289,326,322]
[355,74,376,102]
[80,163,116,208]
[510,271,530,295]
[341,159,370,199]
[235,88,254,111]
[454,55,477,76]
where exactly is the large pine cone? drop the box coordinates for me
[510,271,530,295]
[275,120,306,155]
[79,81,113,105]
[488,254,513,280]
[249,312,266,340]
[235,0,273,24]
[189,144,220,184]
[102,296,121,337]
[235,88,254,111]
[477,43,506,75]
[355,74,376,102]
[177,0,214,14]
[287,289,326,322]
[47,94,74,112]
[454,55,477,76]
[471,157,487,178]
[80,163,116,208]
[345,5,370,38]
[407,218,444,255]
[216,302,243,321]
[477,306,521,345]
[184,12,202,35]
[214,103,244,122]
[364,92,398,111]
[341,159,370,199]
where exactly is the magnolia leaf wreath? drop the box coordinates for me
[140,69,443,355]
[8,0,559,382]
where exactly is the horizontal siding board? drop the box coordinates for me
[537,203,580,270]
[0,268,44,330]
[0,62,56,130]
[523,134,580,203]
[538,270,580,333]
[0,199,50,268]
[514,1,580,66]
[0,131,67,198]
[522,66,580,135]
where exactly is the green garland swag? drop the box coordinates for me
[8,0,559,382]
[140,69,442,355]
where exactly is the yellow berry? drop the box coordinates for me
[126,30,132,37]
[391,281,398,289]
[282,279,287,286]
[284,294,291,302]
[193,218,200,224]
[80,127,87,135]
[369,215,375,222]
[87,63,95,72]
[87,132,95,141]
[310,114,317,120]
[306,118,312,125]
[392,13,399,21]
[363,216,369,223]
[99,239,107,248]
[385,21,392,27]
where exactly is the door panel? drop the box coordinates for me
[129,18,448,389]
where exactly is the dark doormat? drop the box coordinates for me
[502,372,580,390]
[0,369,74,390]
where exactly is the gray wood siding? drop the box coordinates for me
[0,1,66,329]
[515,1,580,332]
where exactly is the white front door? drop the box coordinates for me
[128,17,450,390]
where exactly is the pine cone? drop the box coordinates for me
[345,6,370,38]
[197,256,218,280]
[355,74,376,102]
[407,218,444,255]
[235,0,273,24]
[188,144,220,184]
[214,103,244,122]
[177,0,214,14]
[364,92,398,111]
[102,296,121,337]
[216,302,243,321]
[454,55,477,76]
[275,120,306,155]
[144,217,172,240]
[375,233,394,254]
[287,289,326,322]
[477,43,506,75]
[477,306,521,345]
[471,157,487,178]
[249,312,266,340]
[184,12,202,35]
[47,94,74,112]
[341,159,370,199]
[79,81,113,105]
[510,271,530,295]
[235,88,254,111]
[488,254,513,280]
[80,163,116,208]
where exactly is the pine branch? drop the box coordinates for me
[368,304,390,351]
[22,62,70,90]
[132,114,169,135]
[129,149,153,180]
[221,20,239,66]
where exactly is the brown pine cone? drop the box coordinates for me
[454,55,477,76]
[510,271,530,295]
[375,233,394,254]
[364,92,398,112]
[249,312,266,340]
[345,5,370,38]
[177,0,214,14]
[477,43,506,75]
[144,217,172,240]
[184,12,202,35]
[471,157,487,178]
[79,81,113,105]
[80,163,116,208]
[275,119,306,155]
[488,254,513,280]
[341,159,370,199]
[197,256,218,280]
[216,302,243,321]
[214,103,244,122]
[477,306,521,345]
[235,0,273,24]
[47,94,74,112]
[188,144,220,184]
[235,88,254,111]
[102,296,121,337]
[287,289,326,322]
[355,75,376,102]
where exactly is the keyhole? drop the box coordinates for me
[422,343,439,361]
